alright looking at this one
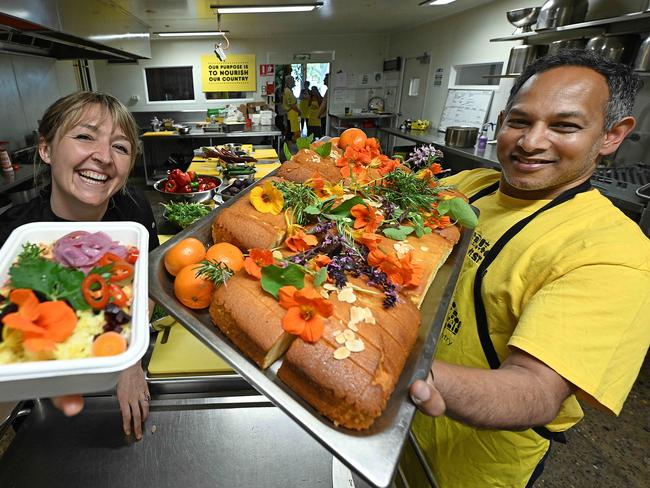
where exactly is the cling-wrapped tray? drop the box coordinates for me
[148,179,473,487]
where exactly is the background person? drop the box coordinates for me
[318,73,329,134]
[298,80,311,135]
[0,91,160,441]
[307,86,323,138]
[282,75,302,142]
[406,50,650,487]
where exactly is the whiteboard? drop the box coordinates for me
[438,89,494,131]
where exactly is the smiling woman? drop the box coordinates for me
[0,91,160,441]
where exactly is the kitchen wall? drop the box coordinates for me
[0,55,78,151]
[385,0,650,163]
[93,34,390,115]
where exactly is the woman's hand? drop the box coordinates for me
[116,363,150,440]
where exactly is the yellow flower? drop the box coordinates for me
[249,181,284,215]
[323,182,344,200]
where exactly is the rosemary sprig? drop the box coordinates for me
[274,181,321,225]
[369,169,452,215]
[195,260,234,287]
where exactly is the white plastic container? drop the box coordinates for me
[0,221,149,402]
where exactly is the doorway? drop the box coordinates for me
[398,55,430,124]
[291,63,330,136]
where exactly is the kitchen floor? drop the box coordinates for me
[1,178,648,487]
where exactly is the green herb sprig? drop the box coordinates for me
[162,202,211,228]
[273,181,321,225]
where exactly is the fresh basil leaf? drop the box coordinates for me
[399,225,415,235]
[283,142,293,161]
[296,136,312,151]
[313,267,327,287]
[329,196,365,216]
[314,141,332,158]
[448,197,478,228]
[53,266,88,310]
[415,226,424,238]
[260,263,306,299]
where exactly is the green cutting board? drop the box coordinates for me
[148,321,233,375]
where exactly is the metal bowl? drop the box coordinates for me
[506,7,541,32]
[153,175,221,203]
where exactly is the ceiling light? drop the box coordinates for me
[212,3,323,14]
[420,0,456,5]
[156,31,228,37]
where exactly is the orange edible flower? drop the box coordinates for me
[2,289,77,353]
[308,254,331,272]
[278,285,333,343]
[350,204,383,234]
[305,172,344,200]
[358,232,383,251]
[244,248,275,279]
[367,249,423,288]
[249,181,284,215]
[285,228,318,252]
[425,215,452,230]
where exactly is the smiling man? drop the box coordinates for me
[406,51,650,487]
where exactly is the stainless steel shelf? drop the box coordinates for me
[490,10,650,43]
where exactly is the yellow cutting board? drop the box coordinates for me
[148,320,234,375]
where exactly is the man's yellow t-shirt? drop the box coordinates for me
[307,99,321,127]
[411,169,650,488]
[283,87,300,132]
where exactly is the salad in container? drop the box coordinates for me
[0,222,149,402]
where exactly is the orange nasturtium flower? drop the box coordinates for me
[1,289,77,353]
[350,204,383,234]
[425,215,452,230]
[249,181,284,215]
[367,249,423,288]
[308,254,331,272]
[244,248,274,280]
[357,232,383,251]
[305,173,344,200]
[285,228,318,252]
[278,285,333,343]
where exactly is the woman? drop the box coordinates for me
[0,91,159,440]
[307,86,323,138]
[282,75,302,142]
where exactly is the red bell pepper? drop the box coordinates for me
[187,170,198,182]
[164,179,178,193]
[170,169,191,186]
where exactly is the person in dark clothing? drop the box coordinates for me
[0,91,158,441]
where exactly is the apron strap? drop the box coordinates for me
[471,178,592,444]
[468,182,500,204]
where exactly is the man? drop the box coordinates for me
[407,50,650,487]
[282,75,302,142]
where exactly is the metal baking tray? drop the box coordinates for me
[148,182,473,487]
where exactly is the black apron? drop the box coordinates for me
[468,178,593,443]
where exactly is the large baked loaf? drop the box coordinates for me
[276,148,343,183]
[212,177,287,251]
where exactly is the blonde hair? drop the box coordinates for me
[35,91,140,186]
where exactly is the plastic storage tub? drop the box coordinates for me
[0,222,149,402]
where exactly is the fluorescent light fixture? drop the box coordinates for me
[157,31,228,37]
[428,0,456,5]
[213,3,323,14]
[89,33,150,41]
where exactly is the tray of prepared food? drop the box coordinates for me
[148,132,476,487]
[0,221,149,402]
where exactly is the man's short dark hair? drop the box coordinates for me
[506,49,641,131]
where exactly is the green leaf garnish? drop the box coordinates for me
[260,263,306,299]
[296,134,313,151]
[313,267,328,287]
[328,196,365,217]
[383,225,415,241]
[448,198,478,228]
[303,205,321,215]
[314,141,332,158]
[283,142,293,161]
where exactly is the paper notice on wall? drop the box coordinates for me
[433,67,444,87]
[359,73,370,87]
[333,89,347,105]
[348,73,358,87]
[345,90,355,103]
[334,71,347,88]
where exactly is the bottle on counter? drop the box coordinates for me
[0,141,13,173]
[477,130,488,150]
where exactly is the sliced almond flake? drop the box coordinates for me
[347,322,359,332]
[272,250,284,260]
[349,306,376,327]
[420,246,429,252]
[346,339,365,353]
[320,289,330,299]
[393,241,414,258]
[323,283,337,291]
[335,334,347,344]
[343,329,356,341]
[365,199,382,208]
[337,286,357,304]
[333,347,351,360]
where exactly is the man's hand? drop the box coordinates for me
[117,363,150,440]
[51,395,84,416]
[410,370,446,417]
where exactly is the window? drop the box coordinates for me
[145,66,195,102]
[205,91,250,100]
[452,62,503,87]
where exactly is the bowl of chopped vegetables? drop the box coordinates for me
[161,201,212,229]
[0,222,149,402]
[154,169,220,203]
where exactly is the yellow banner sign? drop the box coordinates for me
[201,54,256,92]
